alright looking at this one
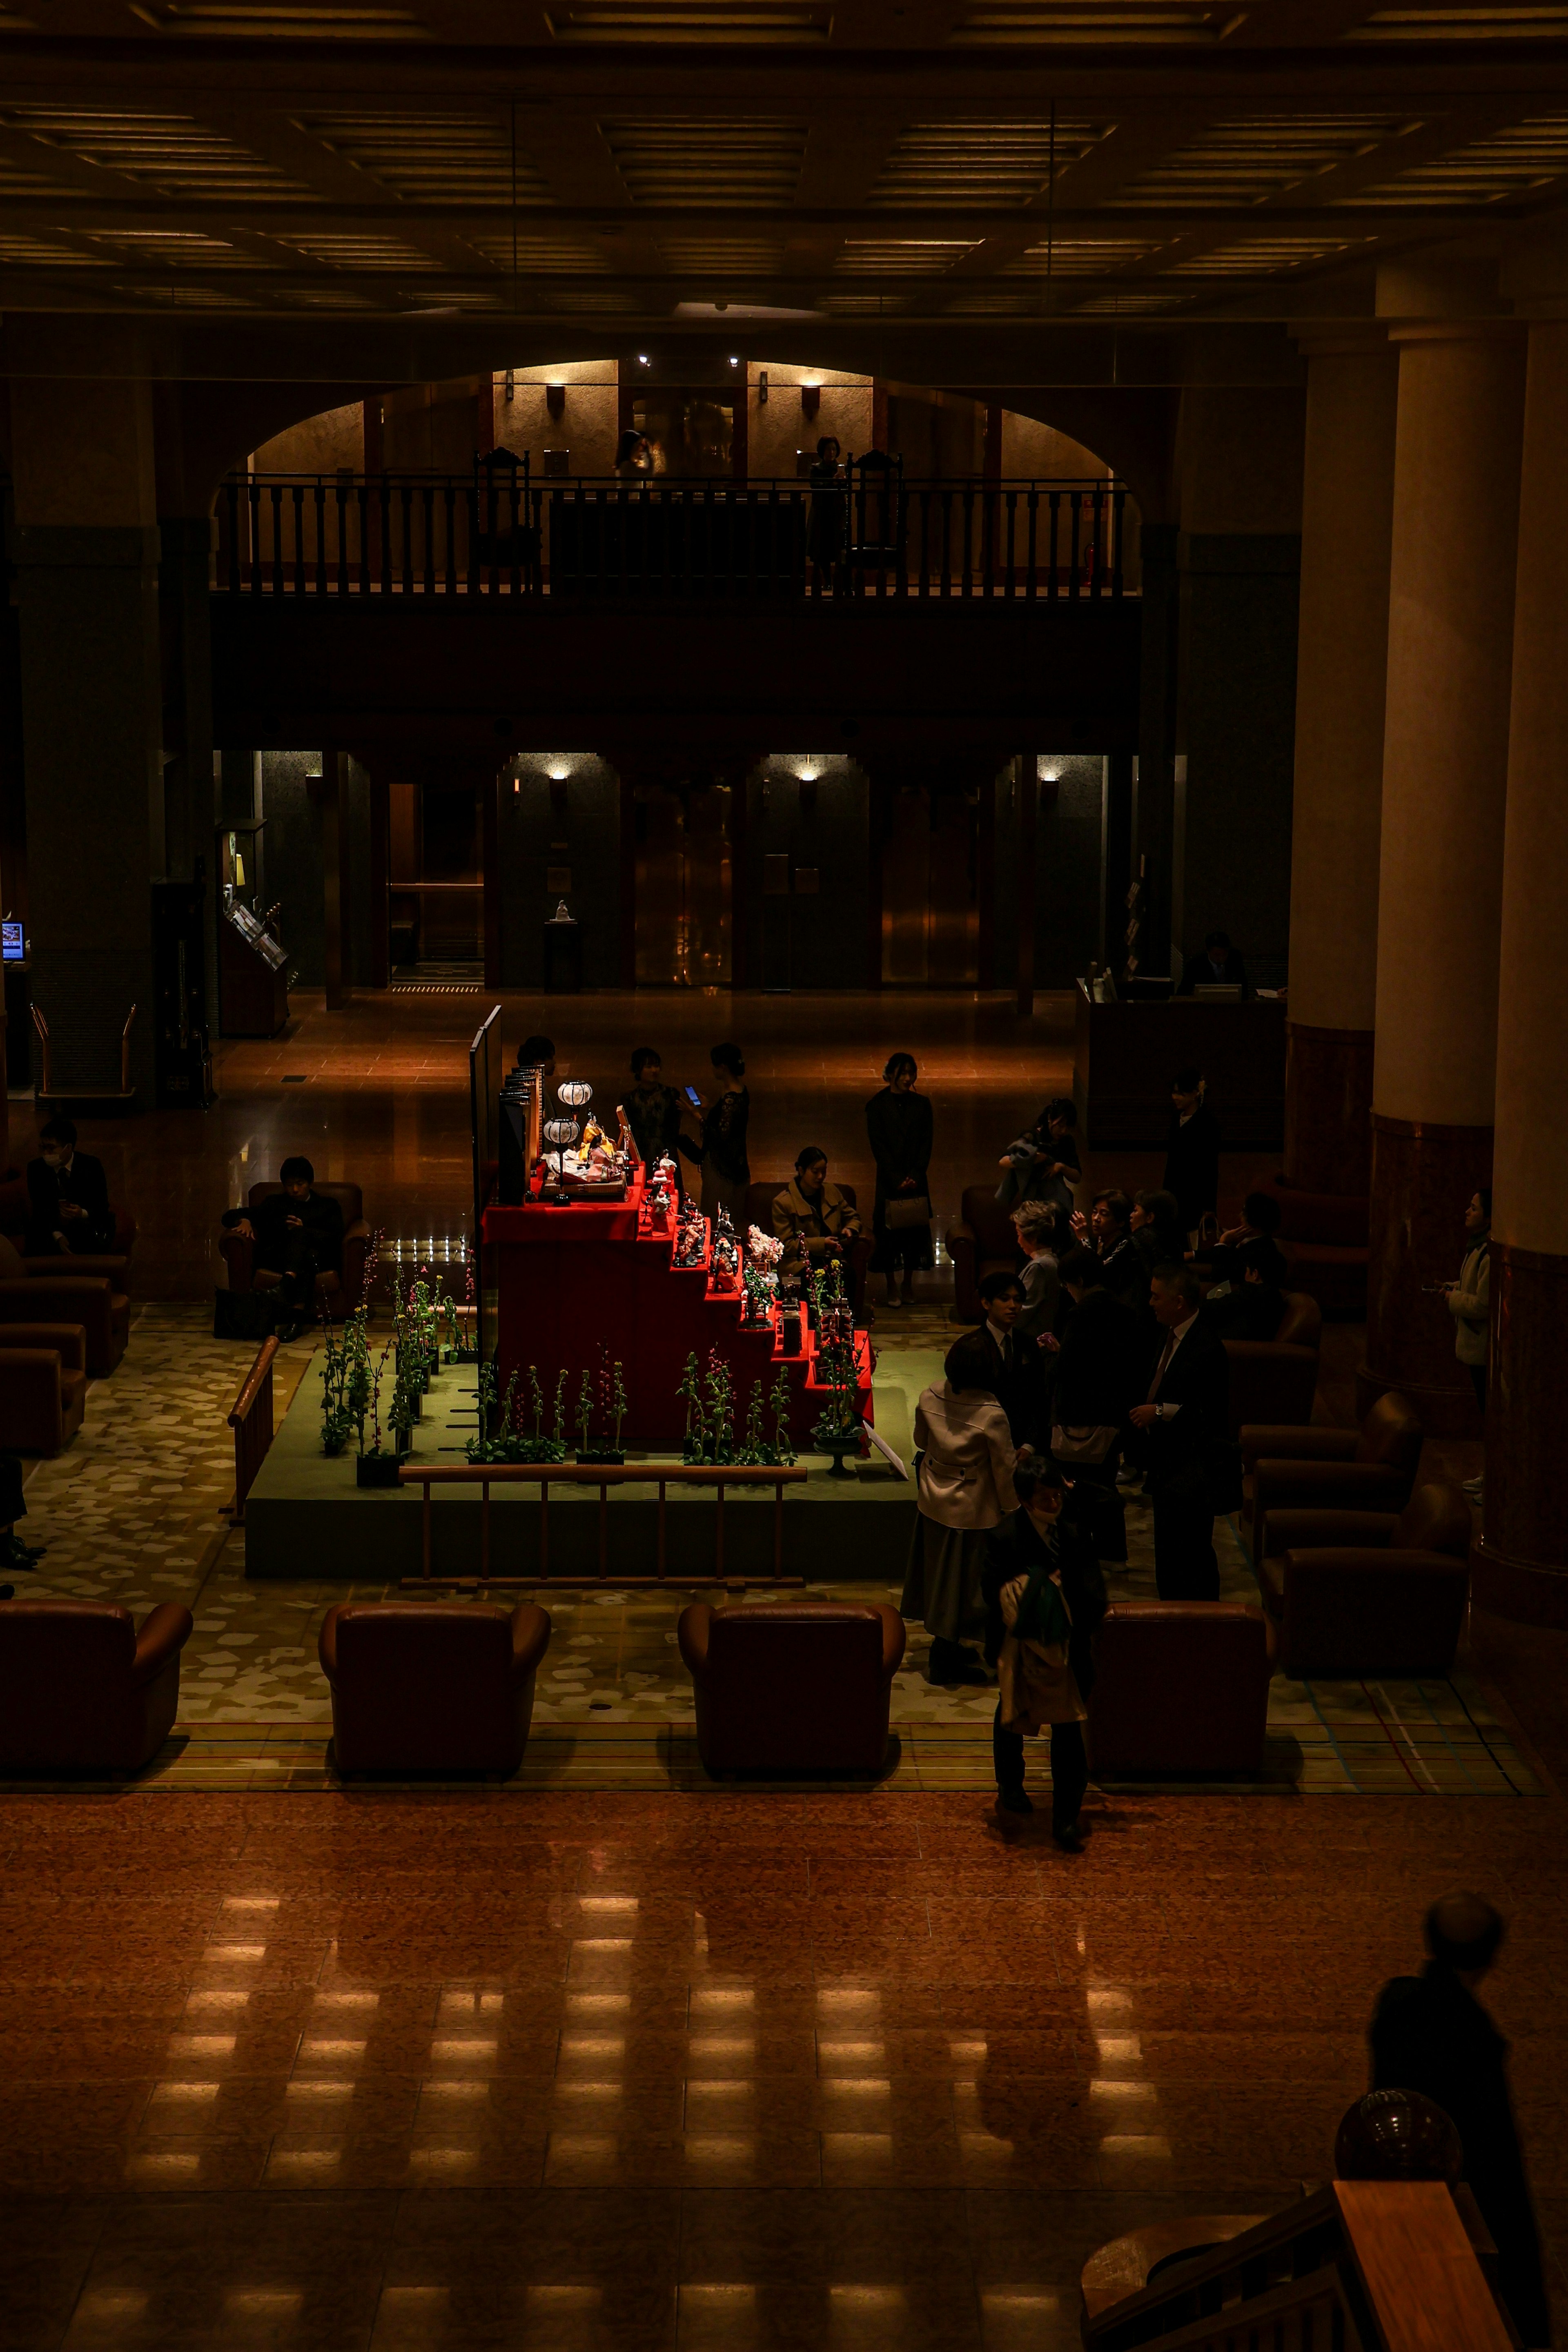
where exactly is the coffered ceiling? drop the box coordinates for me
[0,0,1564,325]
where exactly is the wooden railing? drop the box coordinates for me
[1083,2182,1512,2352]
[396,1460,809,1587]
[215,468,1134,604]
[225,1336,278,1524]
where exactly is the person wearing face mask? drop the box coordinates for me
[981,1458,1106,1847]
[25,1117,115,1256]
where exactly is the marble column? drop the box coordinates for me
[1359,324,1526,1433]
[1473,319,1568,1624]
[1283,333,1399,1196]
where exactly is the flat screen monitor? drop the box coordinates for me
[1,922,24,963]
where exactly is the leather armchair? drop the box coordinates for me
[0,1172,136,1280]
[221,1180,371,1313]
[318,1600,551,1775]
[0,1599,192,1773]
[1259,1175,1369,1321]
[678,1600,905,1775]
[0,1233,129,1377]
[0,1322,87,1453]
[1087,1603,1273,1778]
[1260,1482,1473,1679]
[739,1180,875,1317]
[1243,1391,1424,1561]
[947,1183,1025,1325]
[1222,1289,1322,1435]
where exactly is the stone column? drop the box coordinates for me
[1132,523,1179,980]
[1473,319,1568,1624]
[9,321,162,1098]
[1360,324,1526,1433]
[1283,332,1399,1195]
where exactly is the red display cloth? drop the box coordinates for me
[483,1178,873,1452]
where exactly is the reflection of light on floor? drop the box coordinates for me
[223,1894,279,1911]
[441,1990,503,2015]
[316,1990,380,2009]
[1091,2079,1157,2103]
[1090,1980,1161,2158]
[691,1986,754,2011]
[818,2041,885,2063]
[983,2292,1061,2312]
[529,2286,602,2309]
[226,2290,303,2316]
[831,2285,906,2308]
[150,2082,220,2103]
[683,2285,757,2304]
[430,2038,498,2061]
[1100,2133,1172,2157]
[575,1938,633,1953]
[567,1993,630,2016]
[561,2036,626,2058]
[202,1944,267,1962]
[186,1990,249,2010]
[580,1895,639,1914]
[555,2080,623,2100]
[299,2039,365,2061]
[268,2148,341,2175]
[948,2036,987,2062]
[818,1989,882,2014]
[1095,2034,1141,2062]
[125,2153,202,2181]
[169,2035,236,2057]
[823,2078,892,2096]
[690,2037,755,2060]
[423,2081,488,2100]
[286,2080,355,2099]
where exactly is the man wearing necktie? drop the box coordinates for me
[1127,1263,1229,1600]
[970,1271,1045,1448]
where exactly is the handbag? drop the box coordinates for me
[1051,1423,1118,1463]
[884,1193,931,1231]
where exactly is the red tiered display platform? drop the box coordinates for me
[483,1166,874,1452]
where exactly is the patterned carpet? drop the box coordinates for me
[1,1304,1541,1797]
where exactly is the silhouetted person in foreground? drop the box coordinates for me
[1370,1891,1551,2348]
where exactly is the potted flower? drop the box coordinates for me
[356,1334,411,1486]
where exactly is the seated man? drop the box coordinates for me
[25,1116,115,1256]
[773,1145,862,1293]
[1177,928,1254,999]
[226,1156,344,1333]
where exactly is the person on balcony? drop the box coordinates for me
[25,1117,115,1256]
[806,435,845,584]
[614,429,653,480]
[866,1051,933,1310]
[773,1146,860,1293]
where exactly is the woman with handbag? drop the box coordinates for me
[901,1338,1018,1686]
[982,1458,1106,1847]
[866,1052,933,1309]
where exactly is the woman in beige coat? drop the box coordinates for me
[900,1336,1018,1686]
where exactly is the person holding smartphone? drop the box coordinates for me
[676,1043,750,1229]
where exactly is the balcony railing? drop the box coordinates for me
[214,465,1136,604]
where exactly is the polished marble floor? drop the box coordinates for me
[4,1791,1567,2352]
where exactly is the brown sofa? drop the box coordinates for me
[0,1322,88,1454]
[221,1180,372,1312]
[1222,1289,1322,1436]
[947,1183,1025,1324]
[1259,1176,1369,1321]
[1257,1482,1472,1679]
[318,1601,551,1775]
[1243,1391,1424,1563]
[0,1234,129,1377]
[1087,1603,1274,1777]
[739,1179,874,1316]
[0,1599,192,1774]
[0,1170,138,1277]
[678,1600,905,1775]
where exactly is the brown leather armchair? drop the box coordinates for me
[1257,1481,1472,1679]
[221,1181,372,1313]
[0,1599,192,1773]
[0,1322,87,1453]
[947,1183,1025,1324]
[1087,1603,1274,1778]
[0,1171,137,1278]
[1243,1390,1424,1562]
[1222,1289,1322,1436]
[318,1601,551,1775]
[739,1180,875,1317]
[1259,1176,1369,1321]
[678,1600,905,1775]
[0,1234,129,1377]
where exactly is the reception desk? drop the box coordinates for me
[1073,983,1286,1149]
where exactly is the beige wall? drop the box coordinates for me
[492,360,619,476]
[1000,412,1111,479]
[748,363,872,477]
[252,400,363,475]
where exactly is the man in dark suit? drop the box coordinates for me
[25,1116,115,1255]
[1050,1247,1144,1564]
[1176,929,1254,998]
[1370,1893,1549,2350]
[225,1155,344,1334]
[1128,1262,1229,1601]
[956,1271,1047,1448]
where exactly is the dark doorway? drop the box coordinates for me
[634,782,733,985]
[881,783,980,985]
[388,776,483,973]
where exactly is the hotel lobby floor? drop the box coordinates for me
[4,1791,1568,2352]
[41,986,1281,1301]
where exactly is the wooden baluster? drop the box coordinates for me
[1111,484,1125,599]
[399,483,413,595]
[466,483,480,597]
[335,478,349,597]
[292,483,306,596]
[1004,488,1018,599]
[1069,490,1082,602]
[270,484,285,595]
[313,481,327,595]
[248,479,262,595]
[1026,485,1039,599]
[357,480,370,595]
[1048,489,1061,600]
[940,486,951,599]
[380,479,392,597]
[423,485,436,595]
[443,482,457,597]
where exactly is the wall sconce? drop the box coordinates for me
[758,369,768,405]
[801,383,820,419]
[546,762,570,782]
[546,382,566,417]
[504,368,515,403]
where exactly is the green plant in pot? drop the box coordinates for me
[319,1312,353,1456]
[356,1334,409,1486]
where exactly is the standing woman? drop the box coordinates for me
[866,1051,933,1308]
[901,1337,1018,1686]
[1161,1066,1221,1245]
[684,1042,751,1231]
